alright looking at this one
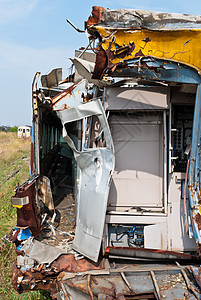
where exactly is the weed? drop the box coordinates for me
[0,132,51,300]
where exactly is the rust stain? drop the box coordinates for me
[93,41,136,79]
[195,213,201,230]
[113,42,135,58]
[86,6,105,28]
[52,80,82,106]
[92,47,107,79]
[52,254,105,273]
[161,232,163,250]
[63,276,158,299]
[12,264,23,291]
[14,180,41,237]
[65,277,117,298]
[105,246,198,260]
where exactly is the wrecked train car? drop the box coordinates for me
[9,6,201,299]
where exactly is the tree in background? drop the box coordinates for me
[10,126,18,132]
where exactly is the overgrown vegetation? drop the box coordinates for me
[10,126,18,133]
[0,132,51,299]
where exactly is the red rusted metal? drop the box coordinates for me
[9,228,20,243]
[63,277,117,298]
[105,246,199,260]
[14,180,41,237]
[12,254,104,295]
[86,6,105,28]
[113,42,135,59]
[92,41,136,80]
[61,276,158,299]
[12,263,59,293]
[195,213,201,230]
[52,80,82,107]
[190,266,201,289]
[21,280,58,293]
[51,254,105,273]
[12,264,23,291]
[92,47,108,79]
[87,274,94,299]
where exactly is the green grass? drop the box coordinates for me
[0,132,51,299]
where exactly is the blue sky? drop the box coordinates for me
[0,0,200,126]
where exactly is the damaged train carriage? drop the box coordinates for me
[9,6,201,299]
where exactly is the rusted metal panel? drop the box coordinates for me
[9,6,201,299]
[10,196,29,208]
[37,175,54,211]
[12,263,23,292]
[12,259,200,299]
[86,6,105,28]
[12,179,41,237]
[52,79,86,111]
[51,255,105,273]
[105,246,199,261]
[57,268,199,300]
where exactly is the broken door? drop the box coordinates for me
[57,99,114,262]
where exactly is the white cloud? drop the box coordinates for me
[0,0,39,24]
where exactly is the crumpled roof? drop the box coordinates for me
[99,9,201,30]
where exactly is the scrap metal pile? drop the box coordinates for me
[4,6,201,299]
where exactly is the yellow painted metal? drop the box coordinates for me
[95,26,201,72]
[33,72,40,117]
[12,205,23,209]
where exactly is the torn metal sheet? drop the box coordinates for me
[56,99,114,262]
[86,7,201,78]
[41,68,62,88]
[9,5,201,298]
[20,239,65,264]
[52,79,87,111]
[57,268,199,300]
[37,175,54,211]
[71,57,111,87]
[51,254,105,273]
[88,7,201,30]
[108,57,201,85]
[17,255,35,269]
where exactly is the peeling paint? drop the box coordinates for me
[7,6,201,298]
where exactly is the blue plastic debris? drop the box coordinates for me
[14,227,32,241]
